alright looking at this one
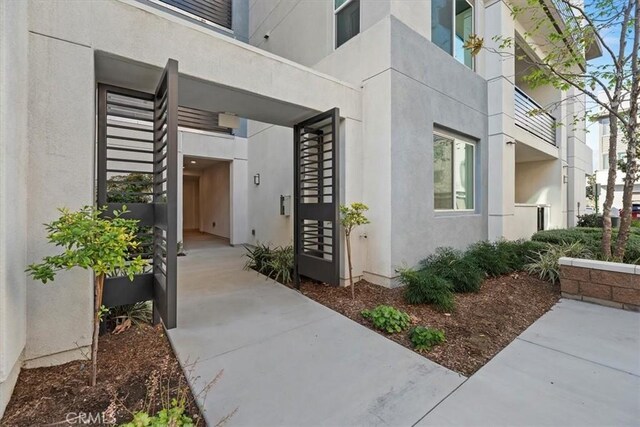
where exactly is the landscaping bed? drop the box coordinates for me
[1,324,204,426]
[301,274,560,376]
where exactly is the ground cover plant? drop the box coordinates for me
[410,326,445,352]
[361,305,410,333]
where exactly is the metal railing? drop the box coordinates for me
[514,87,556,145]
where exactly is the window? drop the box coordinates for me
[431,0,474,69]
[434,131,475,210]
[335,0,360,48]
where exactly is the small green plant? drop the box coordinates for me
[122,398,194,427]
[26,206,147,386]
[340,202,370,299]
[409,326,445,352]
[244,244,294,284]
[525,241,591,284]
[399,268,455,312]
[361,305,410,334]
[420,248,484,293]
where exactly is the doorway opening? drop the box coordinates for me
[182,156,231,250]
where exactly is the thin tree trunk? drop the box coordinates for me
[602,113,619,259]
[346,232,354,300]
[91,273,105,387]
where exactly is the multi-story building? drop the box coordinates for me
[595,97,640,210]
[0,0,599,414]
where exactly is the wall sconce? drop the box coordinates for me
[506,140,516,145]
[253,173,261,186]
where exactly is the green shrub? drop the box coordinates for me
[576,213,603,228]
[409,326,445,352]
[419,248,484,293]
[361,305,411,333]
[244,244,294,284]
[525,241,592,283]
[532,228,640,264]
[399,268,455,312]
[465,240,514,276]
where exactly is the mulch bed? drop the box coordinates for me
[300,273,560,376]
[1,324,204,427]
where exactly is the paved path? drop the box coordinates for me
[167,236,464,426]
[169,235,640,426]
[419,299,640,426]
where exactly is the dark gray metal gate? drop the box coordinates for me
[97,59,179,329]
[293,108,341,287]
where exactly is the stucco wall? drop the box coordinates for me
[388,19,489,274]
[515,159,563,229]
[26,30,95,364]
[246,122,294,247]
[0,0,28,416]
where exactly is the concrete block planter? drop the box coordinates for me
[559,257,640,311]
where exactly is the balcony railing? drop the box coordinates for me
[514,87,556,145]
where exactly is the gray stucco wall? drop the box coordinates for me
[389,19,488,271]
[0,0,28,416]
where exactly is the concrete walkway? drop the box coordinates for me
[167,236,465,426]
[419,299,640,426]
[169,235,640,426]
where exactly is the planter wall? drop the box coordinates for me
[559,257,640,311]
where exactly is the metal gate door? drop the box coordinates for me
[97,59,179,329]
[293,108,341,286]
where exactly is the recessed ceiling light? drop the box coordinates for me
[190,160,196,164]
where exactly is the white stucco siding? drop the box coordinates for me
[26,32,95,363]
[0,0,28,416]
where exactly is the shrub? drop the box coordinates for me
[106,301,152,334]
[576,213,604,228]
[399,268,455,312]
[525,241,592,283]
[244,244,294,284]
[123,399,194,427]
[419,248,484,293]
[361,305,411,333]
[532,228,640,264]
[409,326,445,352]
[465,240,514,276]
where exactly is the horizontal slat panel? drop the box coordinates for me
[159,0,232,29]
[514,87,556,145]
[103,273,154,307]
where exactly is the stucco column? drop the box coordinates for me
[485,0,516,240]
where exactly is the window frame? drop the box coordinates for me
[334,0,361,50]
[433,130,477,212]
[431,0,475,70]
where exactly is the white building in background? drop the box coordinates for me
[594,97,640,210]
[0,0,599,415]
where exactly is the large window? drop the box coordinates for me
[431,0,474,69]
[335,0,360,48]
[433,131,475,211]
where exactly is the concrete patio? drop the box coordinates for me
[168,235,640,426]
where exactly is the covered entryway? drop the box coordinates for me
[96,49,353,329]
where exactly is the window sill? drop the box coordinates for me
[434,210,481,219]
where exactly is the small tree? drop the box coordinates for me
[26,206,146,386]
[340,203,370,300]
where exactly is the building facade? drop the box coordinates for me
[0,0,596,415]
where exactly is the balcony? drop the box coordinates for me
[514,87,556,145]
[156,0,232,30]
